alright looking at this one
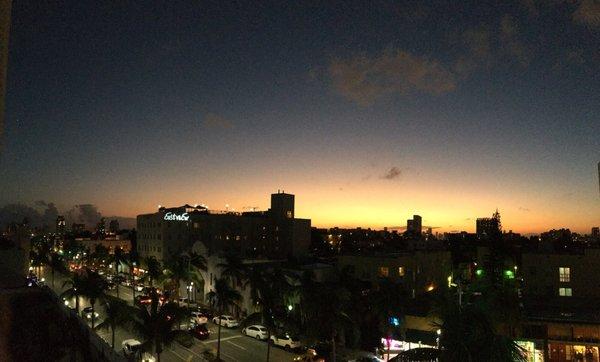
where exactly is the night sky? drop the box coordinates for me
[2,1,599,233]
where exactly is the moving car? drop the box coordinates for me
[82,306,99,320]
[294,349,326,362]
[122,339,156,362]
[242,325,268,340]
[212,315,239,328]
[189,324,210,340]
[135,295,152,305]
[270,333,302,350]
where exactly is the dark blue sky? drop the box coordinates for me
[2,1,599,232]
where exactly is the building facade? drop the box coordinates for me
[336,250,452,298]
[136,192,311,262]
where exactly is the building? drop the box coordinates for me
[108,219,120,234]
[336,250,452,299]
[592,227,599,240]
[476,214,500,239]
[95,217,106,238]
[55,216,66,236]
[521,249,600,361]
[406,215,422,237]
[136,191,311,262]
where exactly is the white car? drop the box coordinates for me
[242,324,268,340]
[122,339,155,362]
[190,311,208,325]
[212,315,239,328]
[270,333,302,350]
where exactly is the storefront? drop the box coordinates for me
[549,342,599,362]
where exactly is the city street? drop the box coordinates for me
[40,267,298,362]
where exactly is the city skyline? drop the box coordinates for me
[1,2,599,234]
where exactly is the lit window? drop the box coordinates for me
[559,287,572,297]
[398,267,405,276]
[559,267,570,282]
[379,266,389,277]
[286,211,293,218]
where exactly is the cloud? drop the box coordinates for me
[453,28,492,76]
[518,206,531,212]
[65,204,102,228]
[500,15,532,67]
[380,167,402,180]
[328,49,456,106]
[203,113,234,129]
[573,0,600,28]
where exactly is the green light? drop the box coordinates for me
[475,269,484,277]
[504,270,515,279]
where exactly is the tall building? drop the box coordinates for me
[96,217,106,238]
[476,211,501,239]
[136,192,311,262]
[592,227,599,239]
[55,216,66,236]
[406,215,422,236]
[109,219,120,234]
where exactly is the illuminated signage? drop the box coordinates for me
[164,212,189,221]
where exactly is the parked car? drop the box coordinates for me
[190,311,209,325]
[270,333,302,350]
[242,325,268,340]
[82,306,99,320]
[122,339,155,362]
[190,324,210,340]
[212,315,239,328]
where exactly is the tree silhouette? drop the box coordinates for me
[207,277,242,361]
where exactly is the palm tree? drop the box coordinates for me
[433,288,526,362]
[129,291,188,362]
[80,269,108,328]
[189,251,207,271]
[207,277,242,361]
[301,278,353,362]
[48,252,67,288]
[217,253,247,288]
[165,255,202,306]
[61,272,85,314]
[371,279,406,361]
[143,256,163,287]
[95,296,131,348]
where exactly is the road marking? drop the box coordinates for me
[204,335,242,343]
[226,340,247,350]
[168,347,191,361]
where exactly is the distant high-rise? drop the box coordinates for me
[109,219,120,234]
[406,215,422,236]
[271,191,294,219]
[96,217,106,238]
[55,216,66,236]
[593,227,599,239]
[476,211,501,239]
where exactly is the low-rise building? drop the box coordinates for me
[336,250,452,298]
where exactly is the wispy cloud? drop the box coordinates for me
[573,0,600,28]
[518,206,531,212]
[380,167,402,180]
[500,15,532,67]
[203,113,234,129]
[328,49,456,106]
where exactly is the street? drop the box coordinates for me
[40,267,298,362]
